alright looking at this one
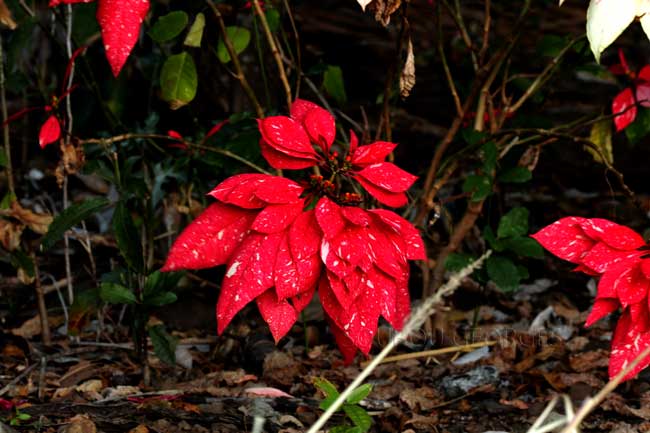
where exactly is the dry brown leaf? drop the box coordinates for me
[0,0,16,30]
[399,386,441,412]
[367,0,402,26]
[56,142,86,186]
[0,219,23,251]
[127,425,149,433]
[9,201,52,234]
[16,267,34,285]
[400,37,416,98]
[59,414,97,433]
[568,349,609,373]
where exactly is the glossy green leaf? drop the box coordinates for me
[497,207,529,239]
[625,107,650,145]
[486,256,520,292]
[100,282,137,305]
[462,174,492,201]
[498,167,532,183]
[445,253,476,272]
[502,237,544,258]
[41,198,110,251]
[160,52,198,109]
[265,8,280,32]
[343,405,372,431]
[184,13,205,47]
[149,325,178,365]
[483,226,504,252]
[144,291,177,307]
[217,26,251,63]
[314,377,340,410]
[323,65,347,105]
[149,11,188,43]
[346,384,372,405]
[481,142,497,173]
[112,201,144,272]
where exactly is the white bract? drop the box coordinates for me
[561,0,650,62]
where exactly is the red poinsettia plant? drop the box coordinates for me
[532,217,650,380]
[610,49,650,131]
[162,100,425,362]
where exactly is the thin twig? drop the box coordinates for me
[0,32,14,197]
[0,363,37,397]
[251,0,292,109]
[282,0,302,97]
[306,252,491,433]
[360,340,496,367]
[206,0,264,118]
[63,5,75,305]
[33,255,52,346]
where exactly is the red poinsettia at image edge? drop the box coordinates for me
[532,217,650,380]
[49,0,149,77]
[162,99,425,362]
[610,49,650,131]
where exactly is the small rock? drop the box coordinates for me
[439,366,500,398]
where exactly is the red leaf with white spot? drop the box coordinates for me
[315,197,346,240]
[216,232,283,334]
[208,174,303,208]
[96,0,149,76]
[162,202,256,272]
[578,218,645,250]
[612,265,650,308]
[256,289,299,342]
[274,233,320,299]
[370,209,426,260]
[251,201,304,234]
[39,115,61,148]
[351,141,397,166]
[354,176,409,207]
[612,88,637,131]
[355,162,417,192]
[349,130,359,155]
[530,217,594,264]
[303,106,336,153]
[581,242,642,274]
[257,117,318,158]
[289,210,322,260]
[609,308,650,380]
[341,206,370,227]
[327,317,358,364]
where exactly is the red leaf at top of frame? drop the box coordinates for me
[208,174,303,209]
[161,202,257,272]
[303,106,336,153]
[216,232,283,334]
[612,88,637,131]
[351,141,397,167]
[97,0,150,76]
[39,115,61,148]
[530,217,594,264]
[609,307,650,381]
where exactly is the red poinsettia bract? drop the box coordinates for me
[50,0,149,77]
[609,49,650,131]
[532,217,650,380]
[163,99,425,362]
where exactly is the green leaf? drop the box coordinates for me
[148,11,188,43]
[461,128,486,146]
[323,65,347,105]
[462,174,492,201]
[343,405,372,431]
[184,13,205,47]
[41,198,110,250]
[481,142,497,173]
[497,207,529,239]
[160,52,198,109]
[100,282,137,305]
[149,325,178,366]
[502,237,544,258]
[486,256,520,292]
[112,201,144,272]
[330,427,360,433]
[10,250,34,277]
[445,253,476,273]
[0,149,6,168]
[265,8,281,32]
[144,291,177,307]
[498,167,532,183]
[625,108,650,145]
[346,384,372,405]
[483,226,504,252]
[217,26,251,63]
[314,377,340,410]
[0,191,15,209]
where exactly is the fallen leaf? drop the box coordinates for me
[59,414,97,433]
[0,0,16,30]
[399,37,416,98]
[8,201,52,235]
[0,219,23,251]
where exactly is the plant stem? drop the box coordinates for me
[0,32,14,198]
